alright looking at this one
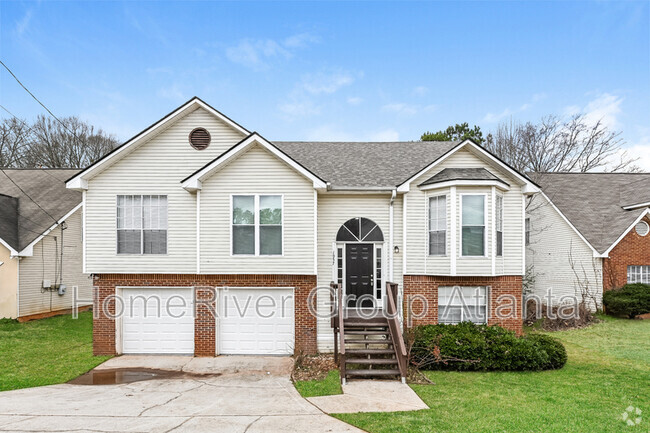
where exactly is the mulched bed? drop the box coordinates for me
[292,354,337,382]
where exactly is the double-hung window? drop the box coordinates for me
[429,195,446,256]
[461,195,486,256]
[627,266,650,284]
[496,194,503,256]
[232,195,282,256]
[117,195,167,254]
[525,218,531,246]
[438,286,487,324]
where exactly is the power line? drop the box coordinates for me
[0,168,59,224]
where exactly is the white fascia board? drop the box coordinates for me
[66,98,249,191]
[538,191,602,258]
[622,202,650,211]
[419,179,510,191]
[397,140,540,194]
[0,238,19,257]
[181,133,327,191]
[16,203,83,257]
[601,208,650,257]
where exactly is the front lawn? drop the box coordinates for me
[295,370,343,398]
[0,312,110,391]
[335,316,649,433]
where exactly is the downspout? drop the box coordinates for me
[389,189,396,282]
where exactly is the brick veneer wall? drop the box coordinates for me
[92,274,318,357]
[603,215,650,291]
[403,275,523,334]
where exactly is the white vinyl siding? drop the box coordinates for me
[18,209,92,317]
[405,148,524,276]
[84,107,246,273]
[525,193,602,308]
[200,145,314,274]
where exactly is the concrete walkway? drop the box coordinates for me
[308,380,429,413]
[0,356,363,433]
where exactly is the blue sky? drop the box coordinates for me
[2,1,649,169]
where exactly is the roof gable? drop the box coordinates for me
[67,97,249,190]
[533,172,650,254]
[181,133,327,191]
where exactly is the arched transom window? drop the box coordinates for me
[336,217,384,242]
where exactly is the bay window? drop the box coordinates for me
[461,194,486,256]
[232,194,283,255]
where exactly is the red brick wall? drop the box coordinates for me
[403,275,523,334]
[603,216,650,291]
[92,274,318,356]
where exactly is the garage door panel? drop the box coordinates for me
[219,288,294,355]
[122,288,194,355]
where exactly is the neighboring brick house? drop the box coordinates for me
[66,97,540,357]
[526,173,650,308]
[0,169,92,320]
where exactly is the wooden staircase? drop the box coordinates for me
[332,283,407,384]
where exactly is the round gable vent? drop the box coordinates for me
[189,128,211,150]
[635,221,649,237]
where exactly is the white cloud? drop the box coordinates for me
[582,93,623,130]
[382,103,436,116]
[483,108,514,123]
[347,97,363,106]
[624,144,650,171]
[157,84,186,103]
[225,33,318,69]
[15,9,33,35]
[413,86,429,96]
[301,72,355,95]
[278,100,320,118]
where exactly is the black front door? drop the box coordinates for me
[345,243,375,308]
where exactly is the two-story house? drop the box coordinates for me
[66,97,539,358]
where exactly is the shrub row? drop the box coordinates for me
[603,284,650,318]
[410,322,567,371]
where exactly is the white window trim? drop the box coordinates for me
[496,192,504,257]
[116,195,168,255]
[627,265,650,284]
[438,286,488,325]
[459,193,488,258]
[230,194,284,257]
[427,193,447,256]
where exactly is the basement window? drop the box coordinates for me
[627,266,650,284]
[439,286,487,324]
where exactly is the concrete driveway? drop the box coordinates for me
[0,356,363,433]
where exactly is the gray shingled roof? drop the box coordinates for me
[419,167,508,187]
[274,141,460,189]
[533,172,650,254]
[0,169,82,252]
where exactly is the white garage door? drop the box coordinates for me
[219,288,294,355]
[121,288,194,354]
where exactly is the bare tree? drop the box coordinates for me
[485,114,638,175]
[24,115,119,168]
[0,118,31,167]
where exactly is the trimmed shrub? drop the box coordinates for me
[410,322,567,372]
[603,284,650,318]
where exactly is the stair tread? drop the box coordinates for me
[344,338,390,343]
[346,369,401,376]
[344,330,390,335]
[346,348,395,355]
[346,358,398,365]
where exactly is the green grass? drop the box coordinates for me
[334,316,650,433]
[0,312,111,391]
[295,370,343,398]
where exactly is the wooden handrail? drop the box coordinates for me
[331,282,346,383]
[385,282,407,380]
[336,283,345,356]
